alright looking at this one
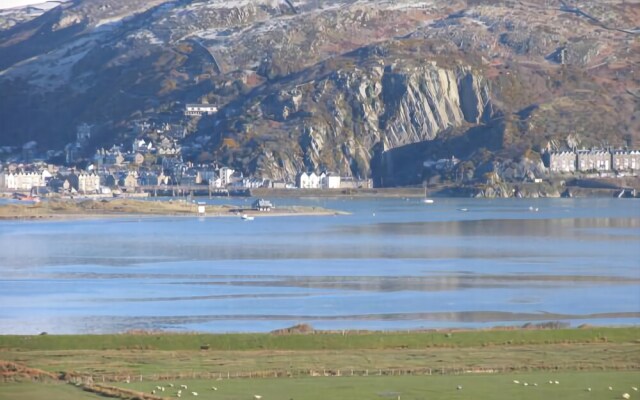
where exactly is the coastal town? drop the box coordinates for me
[0,116,638,198]
[0,96,638,199]
[0,120,373,198]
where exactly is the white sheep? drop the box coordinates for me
[192,392,198,396]
[254,396,263,400]
[622,394,631,400]
[586,388,592,392]
[633,387,638,392]
[513,380,520,384]
[456,385,463,390]
[211,386,218,391]
[555,381,560,385]
[181,385,188,389]
[610,387,614,391]
[152,390,156,395]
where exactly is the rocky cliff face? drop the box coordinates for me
[227,61,492,181]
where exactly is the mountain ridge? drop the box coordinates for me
[0,0,638,185]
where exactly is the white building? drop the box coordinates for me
[78,173,100,194]
[185,104,218,116]
[548,151,577,173]
[321,174,341,189]
[298,172,322,189]
[213,167,234,188]
[1,172,45,191]
[612,150,640,172]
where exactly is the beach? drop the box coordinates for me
[0,198,346,220]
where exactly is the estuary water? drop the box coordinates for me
[0,197,638,334]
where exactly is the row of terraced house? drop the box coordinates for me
[546,149,640,174]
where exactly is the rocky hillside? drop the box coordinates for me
[0,0,638,184]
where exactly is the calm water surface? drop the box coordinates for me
[0,198,638,333]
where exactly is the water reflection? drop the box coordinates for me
[0,198,639,333]
[338,217,640,239]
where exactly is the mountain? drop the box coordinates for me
[0,0,638,185]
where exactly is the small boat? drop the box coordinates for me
[423,185,434,204]
[241,214,254,221]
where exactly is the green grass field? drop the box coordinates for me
[111,371,640,400]
[0,327,636,352]
[1,371,638,400]
[1,328,638,400]
[0,382,105,400]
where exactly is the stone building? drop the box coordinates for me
[0,172,45,191]
[577,149,610,172]
[612,150,640,172]
[547,151,576,173]
[78,173,100,194]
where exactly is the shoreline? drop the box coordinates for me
[0,199,349,221]
[0,210,348,221]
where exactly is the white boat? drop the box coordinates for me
[241,214,254,221]
[423,185,434,204]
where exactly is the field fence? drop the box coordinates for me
[70,363,639,385]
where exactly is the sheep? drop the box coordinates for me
[456,385,463,390]
[523,383,528,386]
[211,386,218,391]
[533,383,538,386]
[555,381,560,385]
[513,380,520,384]
[254,396,263,400]
[169,383,174,387]
[181,385,188,389]
[622,394,631,400]
[177,394,181,398]
[586,388,592,392]
[192,392,198,396]
[152,390,156,395]
[633,387,638,392]
[610,387,614,391]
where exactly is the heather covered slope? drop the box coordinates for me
[0,0,638,183]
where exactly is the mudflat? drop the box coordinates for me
[0,199,345,220]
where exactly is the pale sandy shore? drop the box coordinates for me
[0,199,348,221]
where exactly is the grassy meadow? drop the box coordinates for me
[0,328,638,399]
[2,372,639,400]
[112,372,640,400]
